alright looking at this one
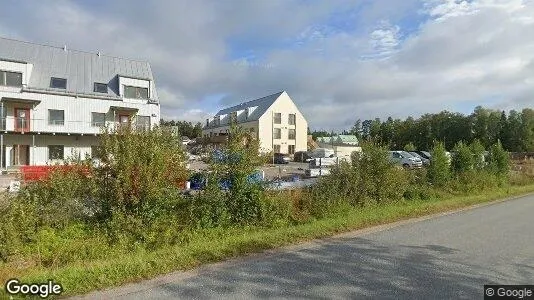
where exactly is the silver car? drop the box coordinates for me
[389,151,423,168]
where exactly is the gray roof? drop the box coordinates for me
[214,91,284,122]
[0,37,158,101]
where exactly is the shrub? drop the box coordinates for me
[359,142,407,204]
[487,140,510,177]
[403,142,416,152]
[96,126,189,223]
[451,141,473,174]
[428,141,450,187]
[189,174,229,229]
[207,125,268,225]
[470,139,486,170]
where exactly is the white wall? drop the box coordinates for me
[1,134,99,166]
[0,60,33,85]
[259,92,308,154]
[0,88,160,134]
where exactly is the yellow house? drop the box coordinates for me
[202,91,308,154]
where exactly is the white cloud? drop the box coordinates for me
[1,0,534,129]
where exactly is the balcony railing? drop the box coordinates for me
[0,117,151,134]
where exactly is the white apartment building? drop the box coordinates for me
[0,37,160,168]
[202,91,308,154]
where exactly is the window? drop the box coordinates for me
[1,71,22,87]
[274,144,281,153]
[136,115,151,131]
[0,106,6,130]
[289,114,296,125]
[48,145,64,160]
[288,129,296,140]
[50,77,67,89]
[91,146,102,159]
[274,113,281,124]
[49,109,64,125]
[123,85,149,99]
[274,128,281,139]
[288,145,295,154]
[91,112,106,127]
[94,82,108,93]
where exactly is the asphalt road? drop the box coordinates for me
[76,195,534,299]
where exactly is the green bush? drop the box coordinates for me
[470,139,486,170]
[403,142,416,152]
[307,141,408,217]
[428,141,450,187]
[451,141,474,174]
[487,140,510,177]
[96,126,189,222]
[359,142,407,204]
[189,174,229,229]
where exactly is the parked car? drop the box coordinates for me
[389,151,423,168]
[273,153,291,164]
[415,151,432,160]
[309,148,335,159]
[181,136,191,145]
[188,169,264,190]
[293,151,313,162]
[408,151,430,166]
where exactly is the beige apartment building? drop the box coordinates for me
[202,91,308,154]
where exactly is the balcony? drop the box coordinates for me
[0,116,151,135]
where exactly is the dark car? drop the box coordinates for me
[273,153,291,164]
[415,151,432,160]
[293,151,312,162]
[409,151,430,166]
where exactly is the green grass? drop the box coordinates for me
[2,184,534,299]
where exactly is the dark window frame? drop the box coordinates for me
[288,129,296,140]
[50,77,67,89]
[48,145,64,160]
[94,82,108,93]
[289,114,296,125]
[1,71,23,87]
[273,128,281,139]
[123,85,149,99]
[274,113,282,124]
[48,109,65,125]
[91,112,106,127]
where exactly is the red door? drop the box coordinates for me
[14,108,30,132]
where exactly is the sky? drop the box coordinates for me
[1,0,533,130]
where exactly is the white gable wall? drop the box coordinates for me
[258,92,307,154]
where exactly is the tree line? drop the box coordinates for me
[310,106,534,152]
[160,119,203,139]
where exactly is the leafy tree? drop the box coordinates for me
[469,139,485,170]
[350,119,363,140]
[428,141,450,187]
[487,140,510,177]
[403,142,416,152]
[451,141,473,174]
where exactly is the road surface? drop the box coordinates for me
[76,195,534,299]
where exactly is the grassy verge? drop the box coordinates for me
[3,184,534,298]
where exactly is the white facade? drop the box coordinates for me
[202,91,307,154]
[0,38,160,168]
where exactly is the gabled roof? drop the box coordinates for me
[336,135,359,144]
[215,91,285,121]
[0,37,158,101]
